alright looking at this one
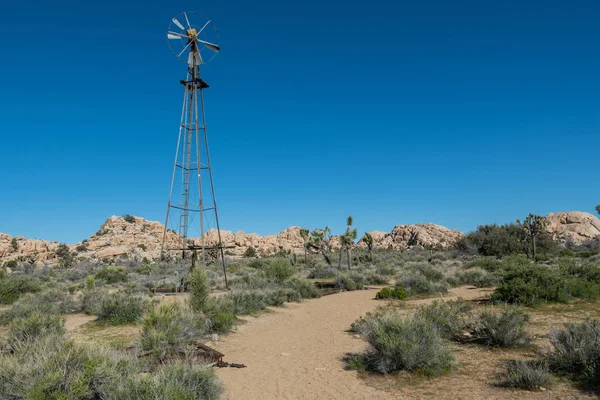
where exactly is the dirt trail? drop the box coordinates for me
[213,286,489,400]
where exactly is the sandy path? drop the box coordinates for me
[213,286,489,400]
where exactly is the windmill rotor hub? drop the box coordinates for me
[167,11,220,65]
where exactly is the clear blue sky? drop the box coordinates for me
[0,0,598,243]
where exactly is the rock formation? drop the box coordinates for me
[0,215,465,267]
[545,211,600,244]
[357,223,463,250]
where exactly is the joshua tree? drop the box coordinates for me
[340,216,358,269]
[308,227,333,266]
[299,228,310,264]
[517,213,546,259]
[363,232,374,261]
[10,238,17,251]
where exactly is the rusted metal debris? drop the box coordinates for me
[196,343,246,368]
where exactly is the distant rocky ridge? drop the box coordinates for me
[545,211,600,244]
[1,211,599,267]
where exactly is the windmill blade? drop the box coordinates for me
[172,18,185,30]
[184,12,191,29]
[177,42,192,58]
[198,20,211,34]
[196,39,220,52]
[168,31,189,39]
[168,34,183,39]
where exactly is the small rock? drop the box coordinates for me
[540,387,546,391]
[280,352,290,356]
[353,334,361,338]
[211,334,219,342]
[314,367,326,371]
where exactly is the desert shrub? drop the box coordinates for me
[96,292,146,324]
[334,274,363,291]
[140,302,207,361]
[308,267,337,279]
[467,257,504,272]
[120,361,222,399]
[547,319,600,386]
[0,334,131,399]
[285,277,320,299]
[411,263,445,282]
[95,265,129,284]
[0,288,81,324]
[472,307,531,347]
[244,246,257,258]
[376,265,396,276]
[260,259,296,283]
[375,286,408,300]
[0,276,41,304]
[461,224,558,258]
[7,312,65,349]
[363,272,389,285]
[123,213,136,223]
[501,359,550,390]
[210,310,236,334]
[396,274,449,296]
[0,269,4,280]
[352,309,453,376]
[492,263,568,305]
[82,288,108,315]
[189,267,210,313]
[415,299,473,340]
[455,268,499,287]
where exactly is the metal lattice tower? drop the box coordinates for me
[161,11,227,289]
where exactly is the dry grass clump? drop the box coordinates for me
[547,319,600,387]
[471,306,531,348]
[348,308,454,376]
[96,292,148,325]
[0,287,81,324]
[140,301,208,361]
[500,359,550,390]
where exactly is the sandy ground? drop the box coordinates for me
[212,286,483,400]
[212,287,595,400]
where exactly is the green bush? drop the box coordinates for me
[415,299,473,340]
[455,268,499,287]
[472,307,531,347]
[0,334,131,399]
[501,359,550,390]
[0,288,81,324]
[396,274,448,296]
[244,246,257,257]
[96,292,146,324]
[82,288,108,315]
[492,263,568,305]
[0,276,41,304]
[123,361,223,399]
[285,278,320,299]
[123,214,136,223]
[334,274,364,291]
[95,266,129,284]
[260,259,296,283]
[547,319,600,386]
[375,286,408,300]
[189,267,210,313]
[354,310,454,376]
[7,312,65,349]
[140,302,207,361]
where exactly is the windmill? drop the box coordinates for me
[161,11,228,289]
